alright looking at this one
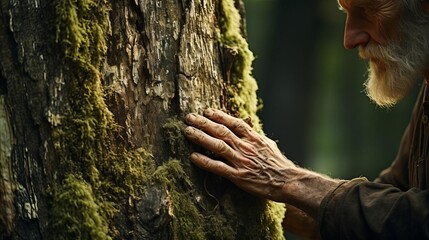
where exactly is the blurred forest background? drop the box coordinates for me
[244,0,420,183]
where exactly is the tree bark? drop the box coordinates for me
[0,0,285,239]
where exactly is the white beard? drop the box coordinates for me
[360,17,429,108]
[363,52,419,108]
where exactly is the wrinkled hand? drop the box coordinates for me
[184,108,295,202]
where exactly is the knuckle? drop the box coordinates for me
[252,134,268,146]
[216,140,228,153]
[201,158,212,169]
[197,117,208,127]
[215,140,237,159]
[265,136,277,146]
[238,141,257,155]
[215,124,231,138]
[232,118,244,129]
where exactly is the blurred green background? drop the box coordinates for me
[243,1,421,237]
[244,1,419,188]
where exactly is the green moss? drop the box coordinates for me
[51,0,283,239]
[162,120,240,239]
[50,174,111,240]
[51,0,158,237]
[217,0,262,132]
[54,0,113,184]
[205,213,236,240]
[99,148,156,198]
[217,1,286,239]
[151,159,205,240]
[261,201,287,240]
[55,0,110,65]
[162,118,187,152]
[226,189,285,239]
[163,118,190,160]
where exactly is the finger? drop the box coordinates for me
[185,113,241,146]
[190,152,237,179]
[184,126,238,161]
[203,108,253,137]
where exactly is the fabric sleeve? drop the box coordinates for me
[318,178,429,239]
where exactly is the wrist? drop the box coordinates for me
[281,167,340,218]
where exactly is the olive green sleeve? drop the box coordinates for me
[318,178,429,239]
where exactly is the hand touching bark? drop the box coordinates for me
[184,108,340,219]
[184,108,295,202]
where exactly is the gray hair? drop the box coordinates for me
[403,0,429,23]
[363,0,429,107]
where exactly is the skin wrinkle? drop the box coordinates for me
[234,164,286,200]
[186,109,292,189]
[185,107,339,219]
[209,109,249,137]
[337,0,429,107]
[215,124,232,139]
[363,8,429,107]
[237,141,255,155]
[216,138,237,161]
[183,1,429,238]
[373,1,402,40]
[231,118,244,130]
[240,141,292,200]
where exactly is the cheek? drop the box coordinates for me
[373,2,402,43]
[376,16,401,43]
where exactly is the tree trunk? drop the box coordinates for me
[0,0,285,239]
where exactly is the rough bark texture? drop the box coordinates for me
[0,0,285,239]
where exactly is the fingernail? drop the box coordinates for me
[186,113,196,123]
[204,108,213,117]
[184,126,194,135]
[190,152,199,162]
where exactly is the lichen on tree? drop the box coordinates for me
[51,0,159,237]
[217,0,286,239]
[0,0,286,238]
[217,0,263,133]
[50,174,111,240]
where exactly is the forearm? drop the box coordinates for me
[280,167,340,218]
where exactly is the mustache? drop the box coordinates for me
[358,41,417,73]
[358,43,399,63]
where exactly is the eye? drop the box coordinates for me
[351,6,372,21]
[362,7,377,18]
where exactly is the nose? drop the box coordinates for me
[343,15,370,50]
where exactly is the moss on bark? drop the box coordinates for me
[50,0,285,239]
[51,0,160,238]
[217,0,286,239]
[50,174,111,240]
[217,0,262,132]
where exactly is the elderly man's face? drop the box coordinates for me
[339,0,429,107]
